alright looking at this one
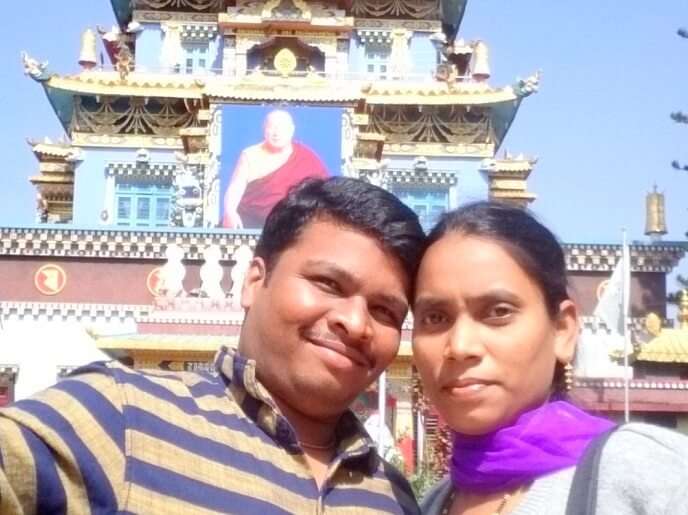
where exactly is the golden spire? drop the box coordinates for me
[679,290,688,330]
[645,185,667,242]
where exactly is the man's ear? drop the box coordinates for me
[241,257,267,309]
[553,299,579,364]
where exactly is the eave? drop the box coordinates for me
[110,0,133,28]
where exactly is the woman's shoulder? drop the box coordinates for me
[595,423,688,513]
[419,476,452,515]
[604,422,688,461]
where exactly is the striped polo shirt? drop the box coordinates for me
[0,346,419,514]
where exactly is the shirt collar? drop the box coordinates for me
[214,345,379,471]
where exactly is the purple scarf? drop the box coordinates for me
[450,400,615,493]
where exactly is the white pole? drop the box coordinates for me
[416,409,425,469]
[378,371,387,451]
[622,230,630,423]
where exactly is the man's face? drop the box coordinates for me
[263,111,295,151]
[240,219,409,420]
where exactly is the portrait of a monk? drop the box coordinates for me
[222,109,329,228]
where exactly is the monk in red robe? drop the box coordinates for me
[222,110,329,228]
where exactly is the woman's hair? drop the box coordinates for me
[426,201,570,318]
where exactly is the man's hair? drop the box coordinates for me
[255,177,426,287]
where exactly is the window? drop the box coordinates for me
[393,187,449,232]
[115,181,173,227]
[183,43,209,74]
[365,43,390,80]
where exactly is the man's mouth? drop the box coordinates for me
[306,333,372,368]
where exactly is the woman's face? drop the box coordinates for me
[412,233,577,435]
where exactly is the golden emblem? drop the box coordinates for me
[274,48,297,77]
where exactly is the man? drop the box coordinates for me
[222,109,329,229]
[0,177,425,514]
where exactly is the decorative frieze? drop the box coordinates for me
[0,227,259,260]
[134,10,218,23]
[386,168,457,186]
[71,132,183,149]
[180,23,218,43]
[564,243,686,273]
[351,0,439,20]
[106,161,178,179]
[354,18,440,32]
[366,105,492,145]
[574,378,688,391]
[357,29,393,46]
[72,96,200,137]
[133,0,224,12]
[0,301,150,322]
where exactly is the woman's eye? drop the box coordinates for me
[485,304,514,321]
[421,312,448,326]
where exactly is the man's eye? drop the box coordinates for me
[314,277,341,293]
[372,306,401,328]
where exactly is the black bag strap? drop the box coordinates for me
[565,426,620,515]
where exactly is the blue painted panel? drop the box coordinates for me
[409,34,438,76]
[72,148,175,226]
[348,38,367,74]
[115,182,172,227]
[135,25,163,72]
[393,186,449,232]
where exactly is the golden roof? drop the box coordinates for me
[636,329,688,363]
[40,68,537,107]
[95,333,237,352]
[47,72,205,99]
[363,80,524,106]
[28,139,80,160]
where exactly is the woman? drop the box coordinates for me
[413,202,688,515]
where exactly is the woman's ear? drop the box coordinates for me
[241,257,267,309]
[553,299,579,364]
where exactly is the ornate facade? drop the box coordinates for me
[3,1,687,474]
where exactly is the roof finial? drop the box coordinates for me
[679,290,688,330]
[79,28,97,70]
[645,185,667,242]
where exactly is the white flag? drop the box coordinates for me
[594,242,630,335]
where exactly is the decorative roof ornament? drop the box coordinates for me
[680,290,688,330]
[513,71,541,98]
[645,185,667,242]
[79,28,98,70]
[471,41,490,81]
[274,48,298,77]
[21,51,50,81]
[114,41,134,81]
[262,0,312,21]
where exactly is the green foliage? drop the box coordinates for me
[668,275,688,306]
[408,462,440,500]
[672,29,688,173]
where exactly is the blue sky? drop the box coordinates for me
[1,3,686,250]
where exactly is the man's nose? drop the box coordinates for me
[329,296,373,343]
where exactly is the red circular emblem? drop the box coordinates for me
[34,264,67,296]
[147,267,164,297]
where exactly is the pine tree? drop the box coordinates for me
[671,28,687,172]
[668,27,688,305]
